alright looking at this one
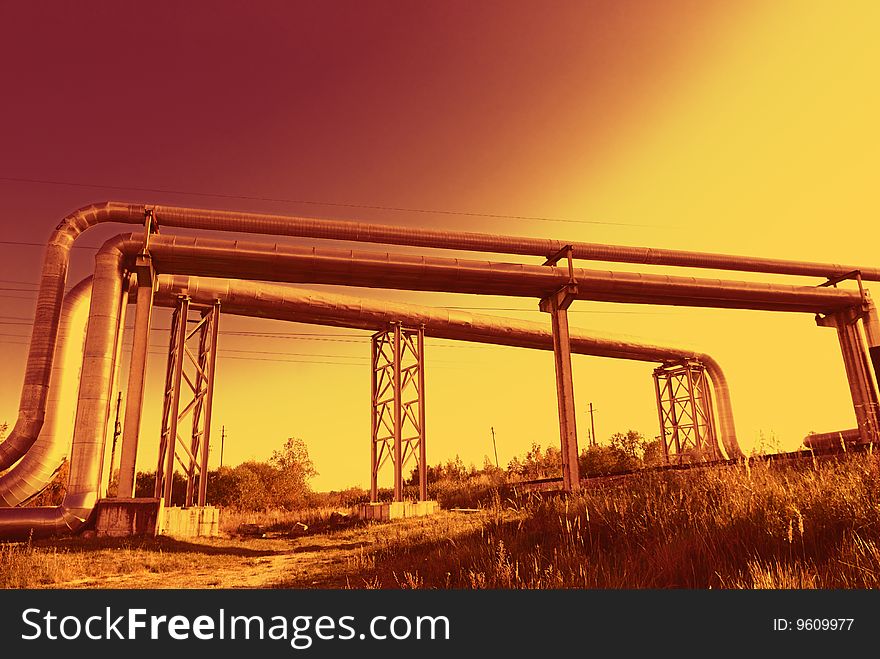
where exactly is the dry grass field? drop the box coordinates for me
[4,452,880,589]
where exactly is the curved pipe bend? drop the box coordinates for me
[0,277,92,507]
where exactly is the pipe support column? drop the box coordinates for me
[817,308,880,444]
[117,255,155,498]
[540,284,581,493]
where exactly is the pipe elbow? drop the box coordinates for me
[49,202,140,249]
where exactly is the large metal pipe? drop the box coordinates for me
[153,275,740,460]
[0,266,742,518]
[141,204,880,281]
[0,278,92,506]
[0,246,126,538]
[110,234,865,314]
[3,201,874,472]
[17,224,851,495]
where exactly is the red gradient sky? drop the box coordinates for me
[1,1,878,490]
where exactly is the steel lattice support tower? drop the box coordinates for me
[155,296,221,506]
[370,323,426,503]
[653,360,720,464]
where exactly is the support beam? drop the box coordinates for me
[102,276,129,496]
[392,323,403,501]
[417,326,427,502]
[154,296,220,507]
[197,300,221,507]
[117,255,154,498]
[370,324,426,503]
[539,283,581,493]
[653,360,720,463]
[159,296,190,503]
[862,296,880,397]
[817,308,880,444]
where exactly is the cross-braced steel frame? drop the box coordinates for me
[370,323,426,502]
[154,295,220,506]
[653,359,720,464]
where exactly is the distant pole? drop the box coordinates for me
[588,403,597,447]
[220,425,225,468]
[107,391,123,495]
[491,426,499,468]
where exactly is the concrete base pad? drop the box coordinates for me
[93,499,220,538]
[159,506,220,538]
[358,500,439,521]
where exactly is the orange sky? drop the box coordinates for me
[1,1,879,491]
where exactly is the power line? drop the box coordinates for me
[0,239,99,250]
[0,175,645,227]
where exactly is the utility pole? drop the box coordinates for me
[588,403,597,447]
[491,426,499,469]
[220,425,225,468]
[107,391,123,496]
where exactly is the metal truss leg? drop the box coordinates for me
[540,285,580,493]
[156,296,190,503]
[370,324,426,503]
[156,297,221,507]
[392,324,403,501]
[653,360,720,463]
[197,301,221,507]
[117,257,154,499]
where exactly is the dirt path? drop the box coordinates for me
[41,530,372,589]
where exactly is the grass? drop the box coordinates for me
[4,452,880,588]
[346,452,880,588]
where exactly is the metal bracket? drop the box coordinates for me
[818,269,866,303]
[539,283,578,312]
[816,306,864,329]
[816,270,869,325]
[544,244,576,283]
[142,207,160,255]
[540,245,578,312]
[134,254,155,289]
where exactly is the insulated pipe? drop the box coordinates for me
[4,200,875,472]
[0,268,742,516]
[803,429,861,450]
[2,217,856,508]
[0,246,125,538]
[116,234,863,313]
[148,205,880,280]
[152,275,740,459]
[0,278,92,506]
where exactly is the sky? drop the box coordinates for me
[1,1,879,491]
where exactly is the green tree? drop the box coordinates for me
[578,444,639,476]
[269,437,318,508]
[609,430,647,460]
[642,438,666,466]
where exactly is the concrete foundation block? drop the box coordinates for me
[357,500,439,521]
[94,498,163,538]
[158,506,221,538]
